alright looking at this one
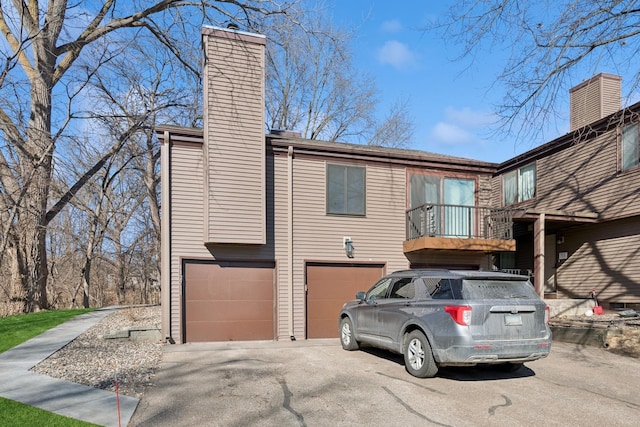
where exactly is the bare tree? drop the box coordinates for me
[0,1,296,313]
[264,10,415,146]
[435,0,640,140]
[368,98,415,148]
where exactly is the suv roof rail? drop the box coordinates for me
[391,268,452,275]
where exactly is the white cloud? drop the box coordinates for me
[381,19,402,33]
[443,106,496,128]
[428,106,496,148]
[377,40,416,70]
[430,122,474,145]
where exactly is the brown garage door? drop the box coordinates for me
[306,263,385,339]
[183,261,275,342]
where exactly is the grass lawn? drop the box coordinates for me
[0,308,99,426]
[0,308,94,354]
[0,397,100,426]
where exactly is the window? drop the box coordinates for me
[503,163,536,206]
[389,278,415,299]
[327,164,365,215]
[431,279,455,300]
[621,123,639,171]
[366,277,392,300]
[409,174,476,237]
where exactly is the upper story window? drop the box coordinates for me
[503,163,536,206]
[326,163,365,216]
[408,174,476,238]
[621,123,639,171]
[409,175,475,208]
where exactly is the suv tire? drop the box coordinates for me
[404,330,438,378]
[340,317,359,351]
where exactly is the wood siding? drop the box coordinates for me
[491,106,640,305]
[495,129,640,219]
[169,143,211,342]
[570,73,621,131]
[556,218,640,304]
[273,152,410,339]
[203,28,266,244]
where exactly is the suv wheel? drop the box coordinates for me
[404,330,438,378]
[340,317,359,351]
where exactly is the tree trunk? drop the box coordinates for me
[81,262,91,308]
[13,76,54,312]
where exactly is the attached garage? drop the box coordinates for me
[306,262,385,339]
[183,260,275,342]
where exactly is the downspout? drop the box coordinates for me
[288,146,295,340]
[161,131,172,342]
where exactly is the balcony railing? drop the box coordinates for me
[406,204,516,241]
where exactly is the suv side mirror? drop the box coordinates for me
[356,291,366,301]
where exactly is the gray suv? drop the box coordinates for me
[338,269,552,378]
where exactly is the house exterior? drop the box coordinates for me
[158,27,640,344]
[493,73,640,306]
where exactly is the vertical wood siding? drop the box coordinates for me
[570,74,621,131]
[204,30,265,244]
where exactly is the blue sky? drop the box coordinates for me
[329,1,565,163]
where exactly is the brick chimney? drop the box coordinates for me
[569,73,621,131]
[201,26,266,244]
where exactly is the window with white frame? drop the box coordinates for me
[621,123,639,171]
[503,163,536,206]
[326,163,365,215]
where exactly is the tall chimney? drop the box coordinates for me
[569,73,621,131]
[201,26,266,244]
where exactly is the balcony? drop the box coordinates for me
[404,204,517,254]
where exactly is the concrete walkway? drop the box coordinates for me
[0,307,139,427]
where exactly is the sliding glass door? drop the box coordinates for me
[444,178,475,237]
[409,174,475,238]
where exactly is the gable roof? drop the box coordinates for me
[266,133,497,173]
[158,97,640,175]
[497,99,640,174]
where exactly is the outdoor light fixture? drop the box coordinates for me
[344,237,355,258]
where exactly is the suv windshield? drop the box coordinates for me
[461,279,537,300]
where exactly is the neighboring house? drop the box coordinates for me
[158,27,640,343]
[492,73,640,307]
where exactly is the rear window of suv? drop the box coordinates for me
[461,279,538,300]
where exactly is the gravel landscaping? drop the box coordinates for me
[26,305,640,400]
[31,305,163,398]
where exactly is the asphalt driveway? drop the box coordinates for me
[131,340,640,426]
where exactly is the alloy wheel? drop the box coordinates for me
[407,338,425,370]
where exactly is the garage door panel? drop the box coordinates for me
[184,300,273,322]
[185,283,225,300]
[184,261,275,342]
[233,280,275,300]
[306,264,385,339]
[186,280,273,301]
[187,320,274,342]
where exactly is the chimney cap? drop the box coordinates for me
[569,73,621,94]
[201,25,266,42]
